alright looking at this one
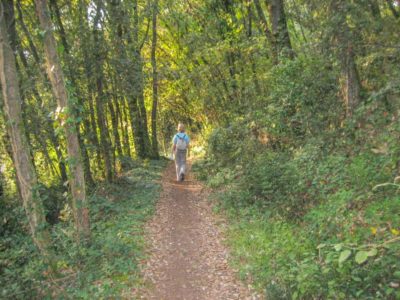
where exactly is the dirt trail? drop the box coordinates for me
[139,162,260,300]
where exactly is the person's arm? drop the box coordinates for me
[186,135,190,157]
[172,135,177,155]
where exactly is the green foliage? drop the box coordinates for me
[261,56,341,140]
[0,160,166,299]
[196,73,400,298]
[197,129,400,299]
[2,0,400,298]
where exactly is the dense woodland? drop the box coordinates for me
[0,0,399,298]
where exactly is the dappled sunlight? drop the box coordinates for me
[1,0,399,298]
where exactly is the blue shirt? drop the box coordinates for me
[173,132,190,145]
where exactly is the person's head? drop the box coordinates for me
[177,123,185,133]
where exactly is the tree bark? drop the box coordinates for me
[109,1,142,157]
[108,99,123,159]
[341,42,361,117]
[92,0,113,182]
[332,0,362,117]
[16,35,68,184]
[266,0,294,61]
[35,0,90,243]
[246,1,262,94]
[108,0,152,158]
[253,0,276,62]
[51,0,96,186]
[0,6,55,263]
[132,0,152,158]
[1,130,23,201]
[120,98,132,157]
[16,0,44,76]
[150,0,159,158]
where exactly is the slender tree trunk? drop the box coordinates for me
[107,0,151,158]
[78,0,101,176]
[16,0,46,81]
[108,72,124,159]
[246,1,262,94]
[35,0,90,243]
[108,100,123,159]
[253,0,276,62]
[1,131,23,200]
[51,0,96,186]
[120,98,132,157]
[17,36,68,184]
[92,1,113,182]
[49,0,69,52]
[0,8,55,264]
[78,129,95,188]
[18,1,87,187]
[219,1,241,99]
[341,42,361,117]
[95,78,112,182]
[266,0,294,60]
[332,1,362,117]
[151,0,159,158]
[16,1,38,63]
[132,0,152,158]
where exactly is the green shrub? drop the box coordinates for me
[197,118,400,299]
[0,160,166,299]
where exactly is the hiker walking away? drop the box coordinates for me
[172,123,190,181]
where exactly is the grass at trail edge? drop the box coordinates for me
[1,159,167,299]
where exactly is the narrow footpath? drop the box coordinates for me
[139,162,260,300]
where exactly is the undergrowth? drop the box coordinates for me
[193,57,400,299]
[0,159,166,299]
[195,140,400,299]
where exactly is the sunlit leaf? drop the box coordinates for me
[355,251,369,264]
[338,250,351,264]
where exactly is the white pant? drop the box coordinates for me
[175,149,187,180]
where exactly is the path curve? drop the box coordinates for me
[139,162,260,300]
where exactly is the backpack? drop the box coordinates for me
[176,134,188,150]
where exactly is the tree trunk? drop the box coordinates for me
[332,0,362,118]
[108,0,151,158]
[266,0,294,61]
[108,100,123,159]
[78,129,95,189]
[253,0,276,62]
[75,0,99,171]
[92,0,113,182]
[16,35,69,184]
[51,0,96,185]
[120,98,132,157]
[1,130,23,201]
[35,0,90,243]
[132,0,152,158]
[151,0,159,159]
[108,72,124,160]
[246,1,262,94]
[341,42,361,117]
[16,0,45,78]
[0,8,55,264]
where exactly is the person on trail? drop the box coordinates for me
[172,123,190,182]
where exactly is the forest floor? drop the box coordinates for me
[138,162,261,300]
